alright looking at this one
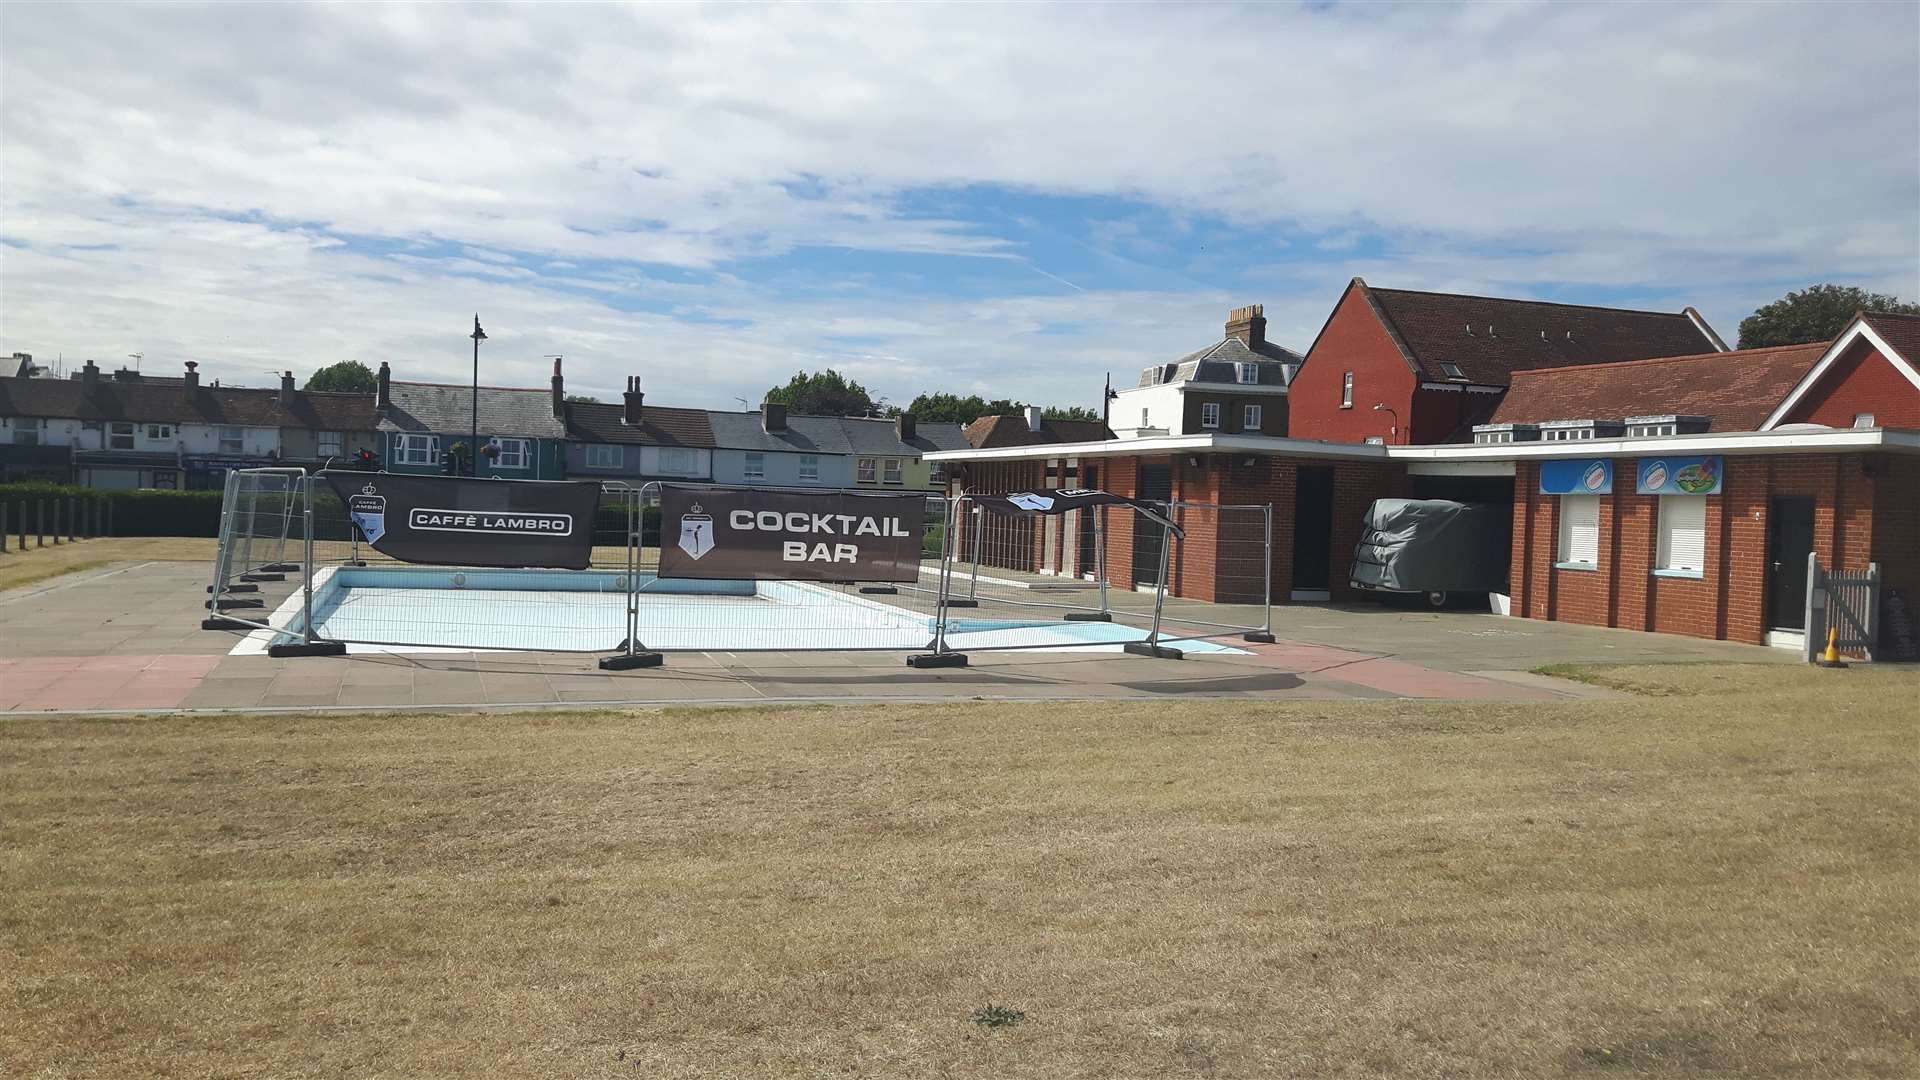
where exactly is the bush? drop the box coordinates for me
[0,482,224,537]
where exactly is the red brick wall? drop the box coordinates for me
[1782,341,1920,429]
[1290,286,1419,443]
[1509,453,1888,646]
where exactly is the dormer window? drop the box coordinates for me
[1237,363,1259,384]
[1854,413,1876,428]
[1439,361,1465,380]
[1625,415,1708,438]
[1471,423,1539,445]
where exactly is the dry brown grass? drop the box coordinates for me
[2,664,1915,1078]
[0,537,217,592]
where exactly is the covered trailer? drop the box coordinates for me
[1349,499,1510,608]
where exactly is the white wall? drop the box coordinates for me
[1111,383,1183,437]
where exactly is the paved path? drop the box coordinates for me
[1,560,1788,715]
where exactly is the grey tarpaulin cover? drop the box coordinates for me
[1348,499,1510,594]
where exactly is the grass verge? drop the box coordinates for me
[2,663,1915,1077]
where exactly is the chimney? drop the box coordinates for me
[1024,405,1044,433]
[762,401,787,433]
[550,356,565,418]
[1225,304,1266,349]
[80,359,99,394]
[182,361,200,399]
[895,412,916,443]
[376,361,391,410]
[621,376,644,426]
[279,370,295,407]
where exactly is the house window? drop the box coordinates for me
[1341,372,1354,408]
[1200,402,1221,429]
[798,455,820,483]
[858,457,877,483]
[1628,423,1675,438]
[1475,430,1512,445]
[109,422,136,450]
[1853,413,1876,428]
[1439,362,1465,380]
[219,426,244,454]
[882,458,903,485]
[145,423,173,440]
[586,444,621,469]
[1237,363,1259,384]
[396,434,439,466]
[1557,495,1601,568]
[659,448,698,475]
[493,438,531,470]
[1656,496,1706,575]
[1243,404,1263,430]
[12,418,42,446]
[1140,407,1150,428]
[744,452,766,481]
[928,461,944,484]
[317,431,343,456]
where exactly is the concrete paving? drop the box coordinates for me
[0,559,1790,716]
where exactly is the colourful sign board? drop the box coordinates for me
[1636,456,1723,496]
[1539,458,1612,495]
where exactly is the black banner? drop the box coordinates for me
[657,485,927,582]
[322,471,600,570]
[969,488,1183,538]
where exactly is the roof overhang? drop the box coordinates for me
[928,426,1920,465]
[1761,319,1920,430]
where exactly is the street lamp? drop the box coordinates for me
[469,315,487,476]
[1371,402,1400,445]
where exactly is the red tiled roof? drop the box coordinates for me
[0,376,380,430]
[1356,281,1724,385]
[1860,311,1920,366]
[963,415,1111,448]
[1490,341,1827,431]
[565,401,715,447]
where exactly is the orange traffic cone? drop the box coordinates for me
[1815,625,1848,668]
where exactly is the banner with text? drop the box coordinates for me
[968,489,1184,538]
[1538,458,1613,495]
[656,485,927,582]
[1636,456,1723,496]
[322,472,600,569]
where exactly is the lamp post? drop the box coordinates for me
[469,315,487,476]
[1371,402,1399,445]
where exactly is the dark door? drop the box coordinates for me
[1766,496,1815,630]
[1133,463,1173,585]
[1292,467,1335,592]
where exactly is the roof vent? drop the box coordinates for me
[1487,325,1495,337]
[1464,323,1474,336]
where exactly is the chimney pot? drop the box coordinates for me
[550,356,565,418]
[279,370,295,406]
[182,360,200,400]
[80,360,100,393]
[621,377,644,426]
[762,401,787,433]
[895,412,916,443]
[1225,303,1267,349]
[376,361,392,410]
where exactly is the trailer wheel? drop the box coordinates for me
[1425,591,1449,608]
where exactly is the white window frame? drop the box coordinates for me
[928,461,944,484]
[743,452,766,481]
[586,444,621,469]
[109,422,136,450]
[1557,495,1601,569]
[317,430,343,456]
[1237,362,1259,384]
[1243,404,1262,430]
[145,423,173,440]
[492,437,532,470]
[1341,372,1354,408]
[1140,407,1150,428]
[12,417,43,446]
[1853,413,1876,428]
[1655,495,1706,576]
[1439,361,1465,380]
[658,447,698,475]
[798,454,820,483]
[219,426,245,454]
[882,458,903,485]
[396,433,439,466]
[1200,402,1221,429]
[857,457,877,484]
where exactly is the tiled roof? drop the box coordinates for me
[963,414,1113,448]
[1138,337,1295,388]
[0,375,379,430]
[1861,311,1920,365]
[1333,279,1724,386]
[1490,342,1826,431]
[565,401,714,447]
[840,416,970,455]
[377,382,568,439]
[706,411,855,455]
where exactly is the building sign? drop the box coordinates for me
[969,488,1184,538]
[656,485,926,582]
[321,472,599,569]
[1636,456,1722,496]
[1538,458,1613,495]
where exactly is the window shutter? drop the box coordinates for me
[1559,495,1600,565]
[1657,496,1706,573]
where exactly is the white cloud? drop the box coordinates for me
[1,1,1914,407]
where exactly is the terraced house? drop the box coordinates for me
[372,360,569,479]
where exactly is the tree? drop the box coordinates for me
[764,369,876,416]
[1044,405,1102,423]
[1737,284,1920,349]
[564,394,600,403]
[304,359,377,393]
[903,393,1101,425]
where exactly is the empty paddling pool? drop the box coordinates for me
[256,566,1245,655]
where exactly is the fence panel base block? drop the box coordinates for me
[262,563,300,573]
[1242,631,1277,643]
[907,652,968,669]
[600,652,664,670]
[944,598,979,608]
[240,573,286,583]
[269,641,347,658]
[208,597,264,610]
[1063,611,1113,622]
[208,583,259,593]
[1123,642,1184,660]
[201,616,257,631]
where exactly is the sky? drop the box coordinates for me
[2,2,1916,413]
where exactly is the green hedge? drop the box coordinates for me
[0,482,222,537]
